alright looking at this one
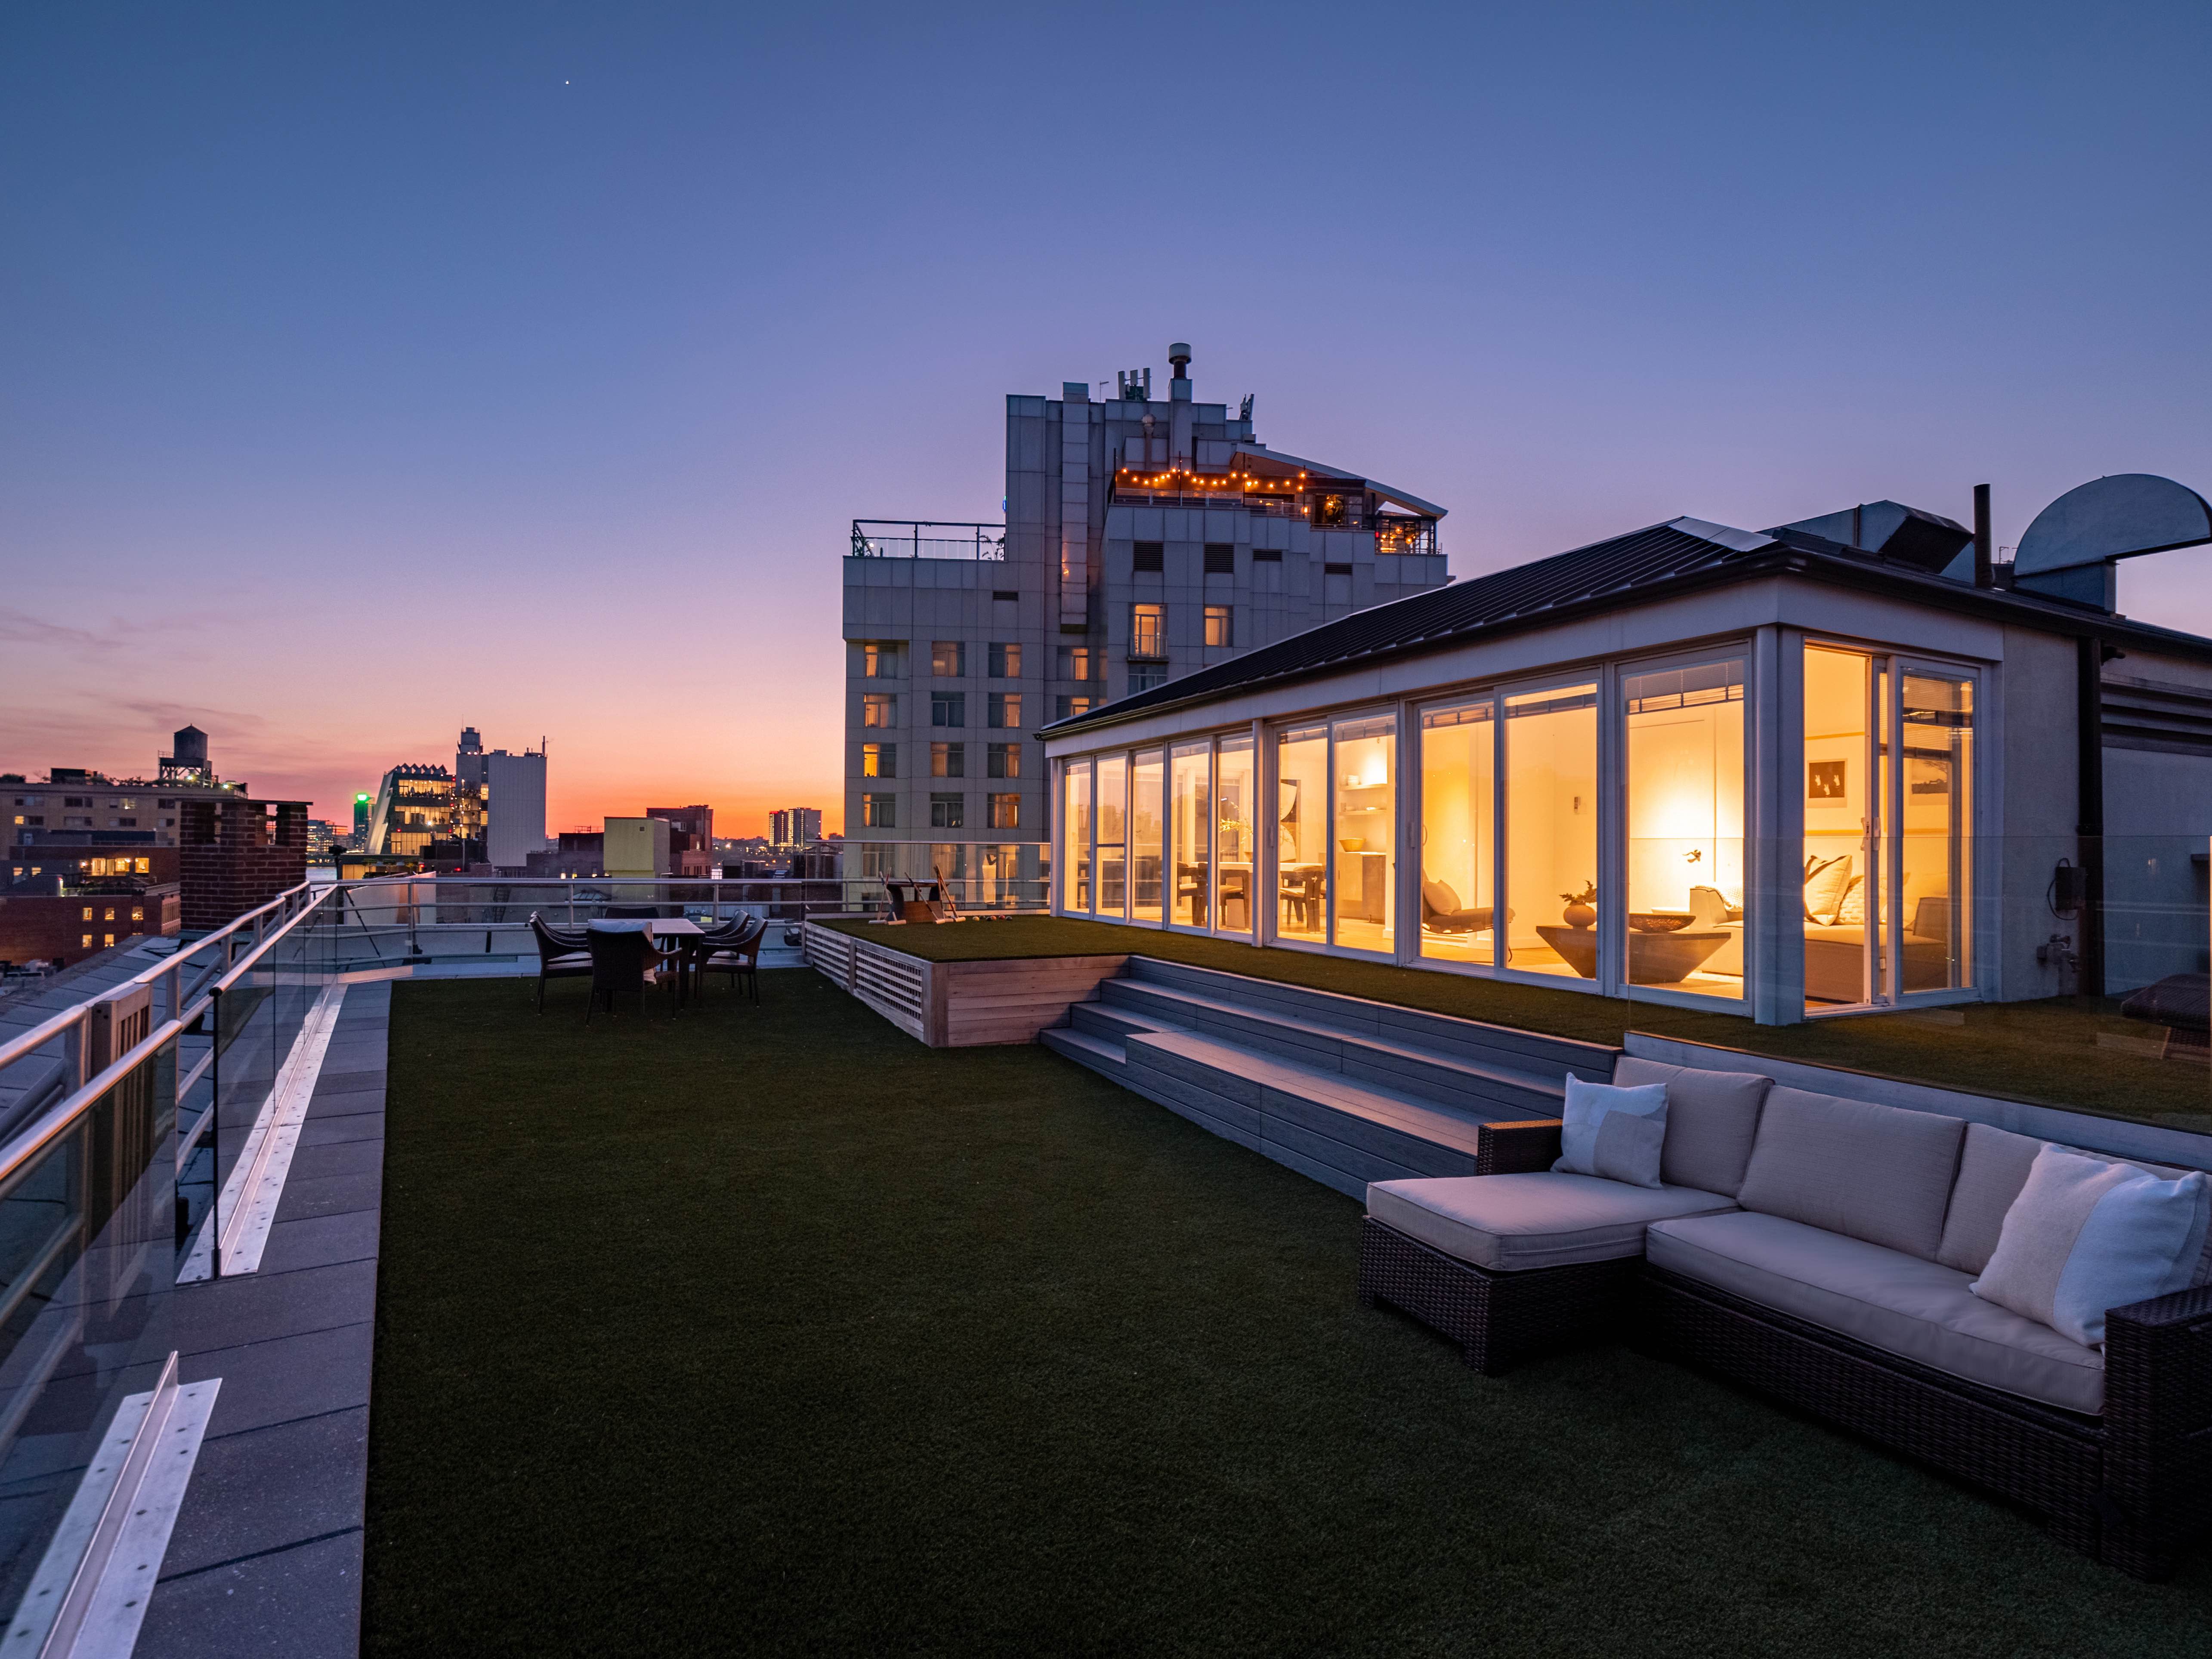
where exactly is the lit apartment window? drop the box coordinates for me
[1133,541,1164,572]
[930,793,964,830]
[862,743,896,779]
[859,641,905,677]
[130,907,144,923]
[1204,606,1233,648]
[1055,696,1094,720]
[103,935,114,948]
[136,858,149,874]
[986,744,1021,779]
[1057,645,1093,681]
[80,934,92,949]
[988,643,1021,678]
[931,742,964,778]
[862,693,897,728]
[103,908,116,922]
[931,641,966,677]
[988,793,1020,829]
[863,794,897,829]
[1131,604,1165,659]
[81,907,93,922]
[931,692,966,727]
[986,692,1022,730]
[1204,544,1234,575]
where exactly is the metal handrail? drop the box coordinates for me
[0,878,320,1075]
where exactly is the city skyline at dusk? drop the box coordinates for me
[6,4,2207,835]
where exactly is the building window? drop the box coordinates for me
[104,935,114,948]
[862,743,896,779]
[987,692,1022,729]
[1131,604,1165,659]
[80,935,92,949]
[1129,664,1169,694]
[1315,494,1350,527]
[1204,544,1234,575]
[987,743,1022,779]
[134,857,149,874]
[1055,696,1094,720]
[930,793,965,830]
[1169,742,1210,928]
[103,908,115,922]
[1096,755,1127,917]
[1625,658,1745,1003]
[931,692,966,727]
[931,641,966,677]
[1505,685,1599,982]
[1056,645,1093,682]
[1332,714,1397,952]
[988,793,1020,829]
[1062,763,1091,911]
[130,907,144,923]
[1133,541,1164,573]
[988,642,1020,678]
[862,693,897,728]
[1418,700,1496,965]
[863,794,897,829]
[1204,606,1232,648]
[931,742,965,778]
[859,641,905,677]
[81,907,93,922]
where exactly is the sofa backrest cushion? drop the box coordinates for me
[1736,1087,1966,1261]
[1613,1057,1772,1197]
[1937,1122,2047,1275]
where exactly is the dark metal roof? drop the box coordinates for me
[1041,514,2212,739]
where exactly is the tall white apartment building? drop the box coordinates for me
[843,344,1449,879]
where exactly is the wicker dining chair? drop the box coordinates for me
[699,915,766,1004]
[529,914,594,1013]
[584,926,652,1023]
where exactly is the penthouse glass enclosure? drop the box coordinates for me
[1052,632,1988,1023]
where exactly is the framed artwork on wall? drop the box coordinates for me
[1807,760,1846,800]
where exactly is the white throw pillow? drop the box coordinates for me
[1552,1073,1670,1189]
[1972,1144,2212,1346]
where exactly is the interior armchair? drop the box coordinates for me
[1420,877,1508,942]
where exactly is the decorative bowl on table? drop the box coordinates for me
[1338,837,1364,852]
[1628,912,1694,934]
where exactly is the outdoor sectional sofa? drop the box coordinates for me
[1356,1057,2212,1578]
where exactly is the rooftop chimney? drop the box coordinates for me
[1168,341,1192,402]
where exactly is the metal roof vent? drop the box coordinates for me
[2013,474,2212,611]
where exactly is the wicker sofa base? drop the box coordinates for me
[1356,1217,1637,1375]
[1356,1223,2210,1576]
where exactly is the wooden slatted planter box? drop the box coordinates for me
[801,920,1125,1048]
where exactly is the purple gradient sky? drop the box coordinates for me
[4,4,2207,834]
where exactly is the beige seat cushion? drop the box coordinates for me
[1736,1087,1965,1261]
[1367,1173,1736,1273]
[1613,1057,1772,1196]
[1937,1120,2212,1277]
[1648,1211,2105,1414]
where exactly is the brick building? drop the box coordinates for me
[178,797,309,930]
[0,879,182,969]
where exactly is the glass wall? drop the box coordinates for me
[1418,700,1496,965]
[1097,754,1128,918]
[1624,659,1744,999]
[1804,646,1871,1009]
[1331,715,1396,953]
[1901,670,1974,993]
[1061,760,1091,912]
[1215,736,1255,935]
[1170,741,1211,927]
[1276,725,1329,942]
[1131,750,1164,922]
[1505,684,1599,979]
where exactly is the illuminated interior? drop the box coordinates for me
[1061,760,1091,912]
[1901,671,1973,993]
[1097,754,1128,918]
[1276,725,1329,942]
[1505,685,1598,979]
[1215,737,1255,934]
[1131,750,1164,922]
[1418,700,1496,966]
[1332,715,1396,953]
[1624,659,1744,1000]
[1170,741,1211,927]
[1803,645,1871,1007]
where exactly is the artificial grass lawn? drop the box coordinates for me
[826,916,2212,1130]
[365,971,2211,1656]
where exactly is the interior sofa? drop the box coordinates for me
[1357,1056,2212,1578]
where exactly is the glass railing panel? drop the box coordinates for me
[0,1033,178,1642]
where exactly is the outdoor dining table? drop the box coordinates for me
[588,918,704,1005]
